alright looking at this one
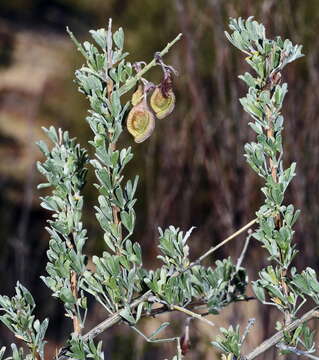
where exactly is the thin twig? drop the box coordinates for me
[118,33,183,96]
[130,326,178,344]
[276,343,319,359]
[82,291,151,341]
[236,230,252,271]
[70,271,81,334]
[66,235,81,335]
[176,337,183,359]
[109,142,123,250]
[243,307,319,360]
[57,291,152,360]
[170,304,215,328]
[138,295,255,319]
[241,318,256,345]
[188,216,259,269]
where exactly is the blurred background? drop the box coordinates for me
[0,0,319,359]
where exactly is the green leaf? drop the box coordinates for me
[113,27,124,50]
[252,282,265,303]
[119,306,136,324]
[89,28,107,49]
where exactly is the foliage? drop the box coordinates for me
[37,127,88,326]
[0,283,48,359]
[211,16,318,359]
[212,325,242,358]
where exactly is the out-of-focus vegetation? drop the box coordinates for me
[1,1,319,359]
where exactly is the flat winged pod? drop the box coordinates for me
[127,98,155,143]
[131,84,144,106]
[150,86,175,119]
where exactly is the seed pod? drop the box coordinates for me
[150,86,175,119]
[127,100,155,143]
[131,84,144,106]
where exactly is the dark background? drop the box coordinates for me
[0,1,319,359]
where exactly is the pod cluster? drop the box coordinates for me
[126,72,176,143]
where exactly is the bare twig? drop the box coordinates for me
[82,291,151,341]
[236,230,252,271]
[170,304,215,328]
[176,337,183,359]
[131,325,178,344]
[243,307,319,360]
[276,343,319,359]
[188,216,258,269]
[57,291,152,360]
[109,142,123,250]
[67,236,81,334]
[241,318,255,345]
[70,271,81,334]
[118,33,183,96]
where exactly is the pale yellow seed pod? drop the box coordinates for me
[150,87,175,119]
[126,101,155,143]
[221,355,233,360]
[131,84,144,106]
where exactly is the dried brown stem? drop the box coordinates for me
[66,237,82,335]
[265,75,291,326]
[70,270,81,335]
[109,142,123,251]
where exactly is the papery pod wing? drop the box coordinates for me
[127,101,155,143]
[131,84,144,106]
[150,87,175,119]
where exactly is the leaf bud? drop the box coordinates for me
[94,134,104,147]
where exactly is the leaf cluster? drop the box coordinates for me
[212,16,318,360]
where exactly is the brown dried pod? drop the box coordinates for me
[131,83,144,106]
[150,86,175,119]
[127,100,155,143]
